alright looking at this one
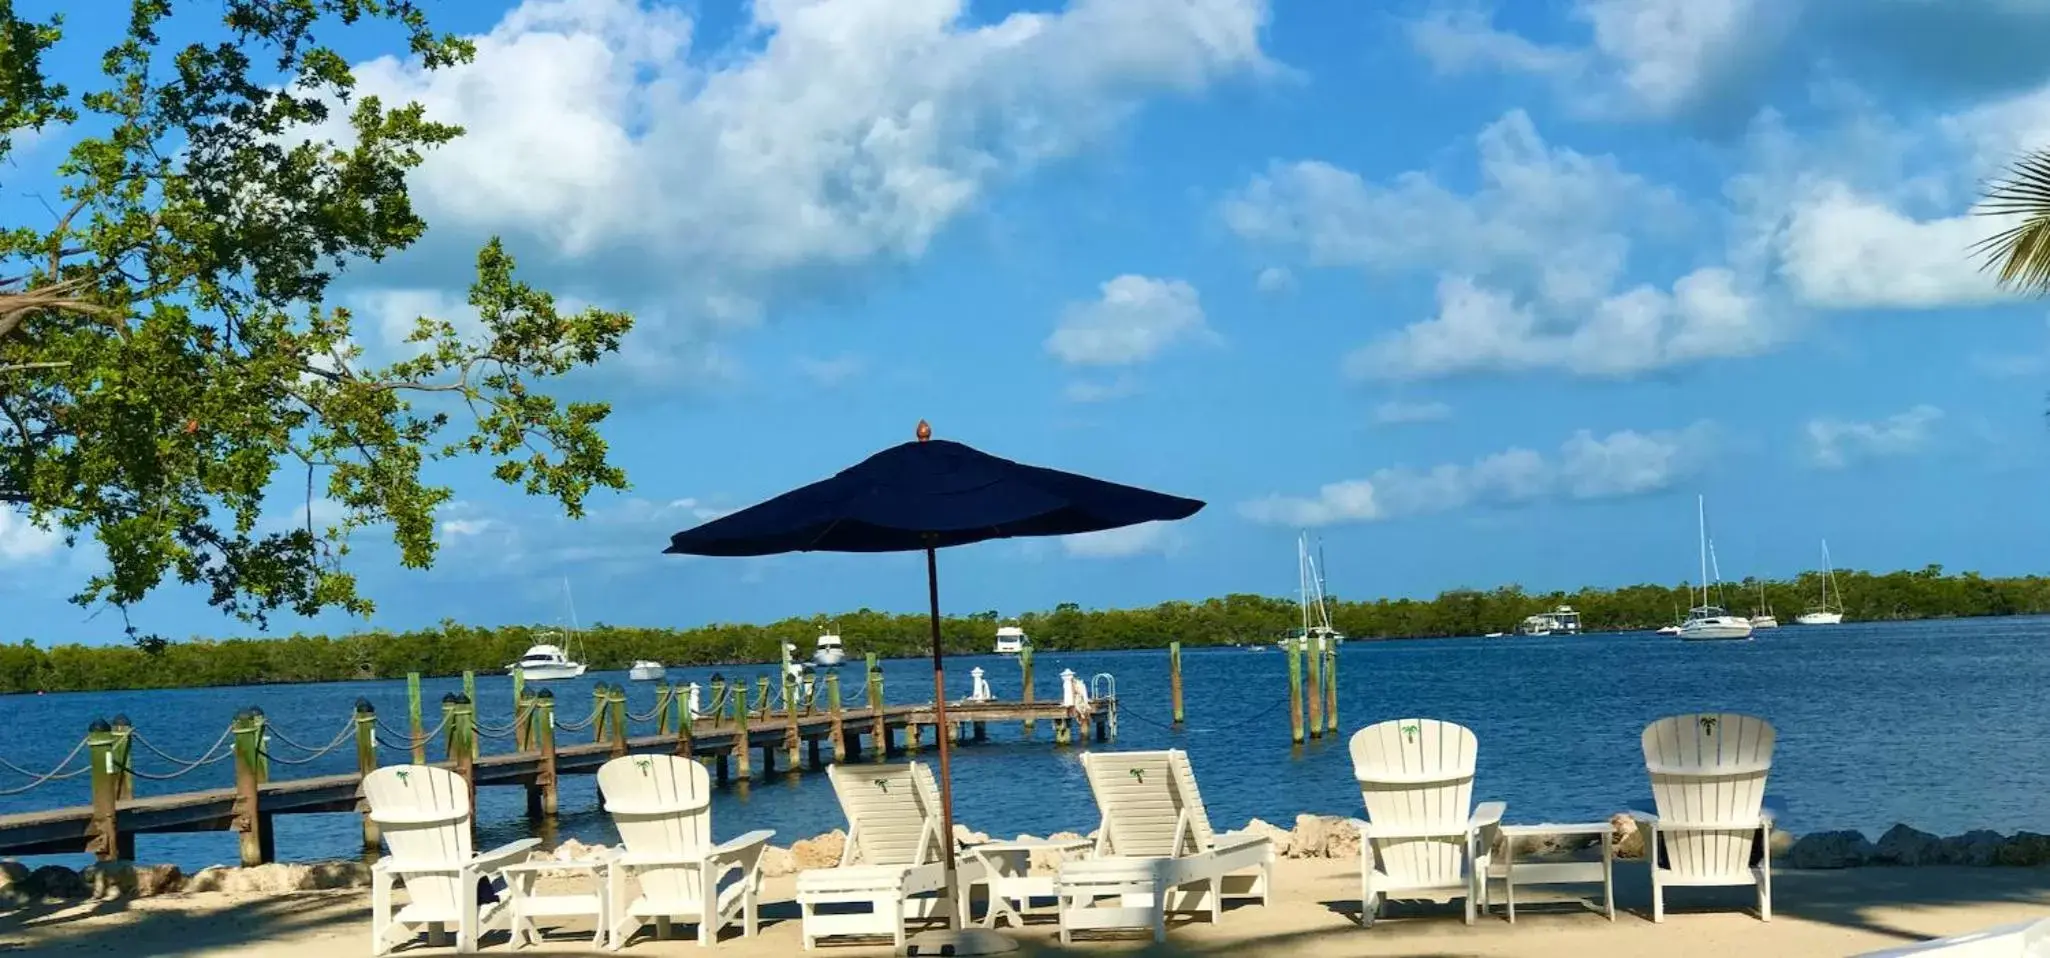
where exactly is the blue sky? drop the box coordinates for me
[7,0,2050,644]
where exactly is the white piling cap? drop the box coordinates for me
[970,666,984,677]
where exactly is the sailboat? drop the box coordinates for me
[1750,580,1780,630]
[1657,598,1683,635]
[1678,496,1753,641]
[1290,532,1345,651]
[1796,539,1847,625]
[508,578,591,680]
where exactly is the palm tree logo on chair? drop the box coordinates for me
[1129,768,1147,785]
[394,769,410,785]
[1400,723,1420,743]
[1698,716,1719,736]
[873,779,891,794]
[634,757,653,775]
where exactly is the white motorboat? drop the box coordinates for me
[993,626,1030,655]
[1679,495,1753,642]
[812,631,846,667]
[1796,539,1847,625]
[509,578,592,680]
[1515,605,1581,636]
[1656,624,1683,636]
[628,660,666,682]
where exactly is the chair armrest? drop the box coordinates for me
[470,838,544,871]
[1469,801,1506,830]
[376,858,462,877]
[709,829,775,864]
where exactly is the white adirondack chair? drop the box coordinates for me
[796,762,975,950]
[364,764,540,955]
[1347,718,1504,926]
[1632,712,1776,922]
[596,754,773,948]
[1054,749,1273,943]
[1855,918,2050,957]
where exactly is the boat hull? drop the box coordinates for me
[812,648,846,667]
[628,664,666,681]
[1795,611,1844,625]
[1750,616,1780,629]
[514,663,588,681]
[1679,617,1754,641]
[1656,626,1682,636]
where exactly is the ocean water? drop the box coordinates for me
[3,615,2045,872]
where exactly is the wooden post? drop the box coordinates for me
[514,689,536,751]
[866,656,886,761]
[450,695,476,827]
[675,684,695,759]
[461,669,476,705]
[754,677,772,721]
[1019,646,1035,737]
[709,676,727,728]
[1287,639,1306,745]
[85,720,123,862]
[905,718,922,753]
[354,699,380,851]
[1305,636,1324,739]
[592,686,609,744]
[607,685,628,758]
[232,710,273,866]
[656,683,675,735]
[1054,713,1072,746]
[784,672,802,771]
[1169,640,1185,727]
[511,670,525,723]
[406,672,425,764]
[732,683,752,780]
[1324,646,1339,735]
[827,671,847,763]
[529,690,558,819]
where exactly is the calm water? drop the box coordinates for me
[3,616,2042,872]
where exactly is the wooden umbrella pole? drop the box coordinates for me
[925,542,960,929]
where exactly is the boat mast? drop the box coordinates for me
[563,576,582,660]
[1696,494,1708,610]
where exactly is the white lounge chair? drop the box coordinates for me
[1054,749,1273,943]
[596,754,773,948]
[1855,917,2050,956]
[364,764,540,955]
[1632,712,1776,922]
[795,762,977,950]
[1347,718,1504,926]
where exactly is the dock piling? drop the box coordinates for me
[511,671,524,721]
[1287,640,1306,745]
[406,672,424,764]
[1305,636,1324,739]
[450,694,477,822]
[783,673,801,771]
[1020,646,1036,737]
[866,656,886,761]
[607,685,628,757]
[826,672,846,763]
[709,676,727,728]
[675,683,696,758]
[529,690,558,819]
[354,700,379,850]
[732,683,752,779]
[1324,645,1339,735]
[1169,640,1184,727]
[85,720,123,862]
[461,670,475,705]
[231,710,273,866]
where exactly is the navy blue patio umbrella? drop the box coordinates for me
[664,421,1203,946]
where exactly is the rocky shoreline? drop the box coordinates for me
[3,815,2043,906]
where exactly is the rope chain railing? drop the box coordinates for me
[473,705,530,739]
[374,713,451,749]
[259,721,359,767]
[0,737,91,795]
[121,727,237,781]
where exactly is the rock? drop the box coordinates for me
[81,861,184,899]
[1873,824,1942,866]
[1241,819,1294,859]
[551,839,610,862]
[1323,818,1362,861]
[1768,828,1797,858]
[1998,831,2050,866]
[952,825,989,847]
[1030,833,1089,873]
[0,860,31,907]
[181,862,369,894]
[28,865,88,900]
[791,831,846,870]
[1787,830,1874,869]
[1609,813,1645,860]
[759,845,796,878]
[1938,830,2006,867]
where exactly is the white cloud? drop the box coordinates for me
[795,354,867,388]
[1062,375,1142,403]
[1774,182,2006,309]
[1061,521,1183,558]
[0,510,61,564]
[1254,266,1295,294]
[1045,275,1212,366]
[319,0,1274,369]
[1806,405,1945,469]
[1240,423,1712,526]
[1370,399,1453,425]
[1347,269,1779,381]
[439,517,508,539]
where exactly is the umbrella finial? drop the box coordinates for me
[916,419,931,442]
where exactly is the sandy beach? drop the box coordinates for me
[5,857,2048,957]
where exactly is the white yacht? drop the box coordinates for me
[628,660,666,682]
[1796,539,1847,625]
[509,579,592,680]
[1750,581,1780,630]
[1679,496,1754,642]
[994,626,1029,655]
[1515,606,1581,636]
[812,631,846,668]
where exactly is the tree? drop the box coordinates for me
[1976,152,2050,292]
[0,2,633,647]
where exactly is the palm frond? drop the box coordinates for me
[1972,151,2050,294]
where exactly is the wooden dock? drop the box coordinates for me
[0,689,1112,864]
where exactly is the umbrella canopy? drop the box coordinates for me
[662,430,1203,556]
[662,422,1204,949]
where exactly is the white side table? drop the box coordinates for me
[959,838,1094,928]
[1488,822,1614,923]
[500,851,614,950]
